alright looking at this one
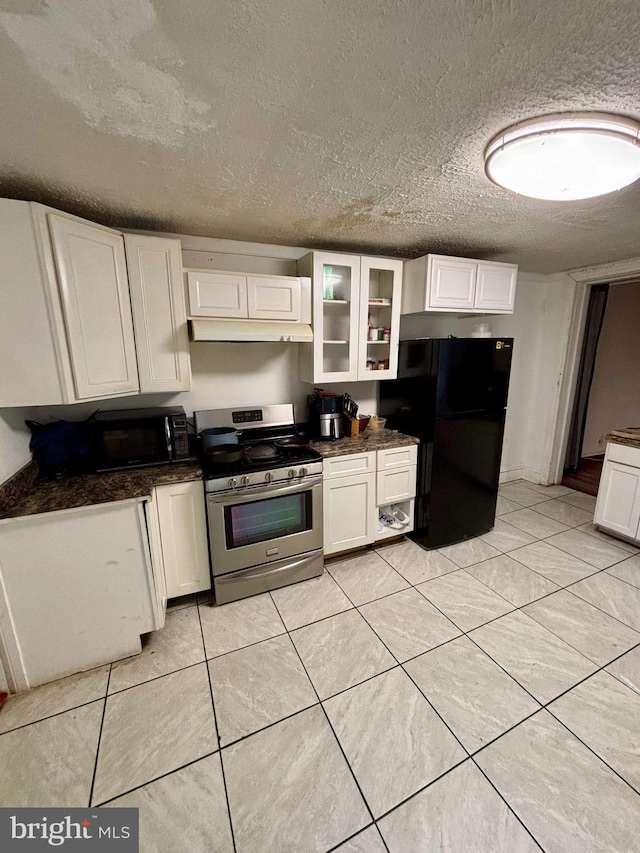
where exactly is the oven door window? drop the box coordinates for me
[224,491,312,549]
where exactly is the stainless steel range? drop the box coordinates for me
[195,404,324,605]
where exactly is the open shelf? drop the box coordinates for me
[375,499,415,542]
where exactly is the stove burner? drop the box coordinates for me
[245,443,278,461]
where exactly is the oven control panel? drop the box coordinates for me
[205,461,323,493]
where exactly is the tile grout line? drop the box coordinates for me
[92,750,221,808]
[196,599,238,853]
[87,663,112,808]
[465,641,640,801]
[268,590,386,851]
[469,755,548,853]
[544,700,640,800]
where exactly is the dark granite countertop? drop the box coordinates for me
[0,459,203,521]
[606,429,640,449]
[311,430,419,458]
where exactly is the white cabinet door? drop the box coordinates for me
[323,472,376,556]
[247,276,301,320]
[0,500,157,688]
[594,461,640,540]
[428,256,476,310]
[155,481,211,599]
[299,252,361,383]
[357,257,403,381]
[187,271,248,317]
[125,235,191,392]
[144,494,168,630]
[48,214,139,399]
[402,253,517,316]
[475,262,517,312]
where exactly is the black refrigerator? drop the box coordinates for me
[379,337,513,549]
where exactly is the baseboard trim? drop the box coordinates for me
[499,468,524,483]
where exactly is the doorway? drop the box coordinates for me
[562,279,640,495]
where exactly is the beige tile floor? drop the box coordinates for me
[1,479,640,851]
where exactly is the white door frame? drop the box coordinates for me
[549,255,640,483]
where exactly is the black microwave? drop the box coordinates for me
[92,407,190,471]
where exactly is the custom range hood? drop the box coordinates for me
[190,318,313,342]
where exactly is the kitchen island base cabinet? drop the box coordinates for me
[152,481,211,599]
[0,500,162,691]
[594,442,640,543]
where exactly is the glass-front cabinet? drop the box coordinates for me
[298,252,403,383]
[357,256,403,381]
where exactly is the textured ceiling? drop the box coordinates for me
[1,0,639,272]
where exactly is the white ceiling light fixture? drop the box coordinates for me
[485,112,640,201]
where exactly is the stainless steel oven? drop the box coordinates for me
[206,473,323,603]
[196,404,324,605]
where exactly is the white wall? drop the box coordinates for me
[400,272,576,483]
[582,281,640,457]
[0,410,32,485]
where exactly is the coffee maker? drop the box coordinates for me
[308,392,344,440]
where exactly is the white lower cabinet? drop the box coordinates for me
[323,445,417,555]
[594,442,640,542]
[152,480,212,599]
[324,470,377,556]
[0,500,161,690]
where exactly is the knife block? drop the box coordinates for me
[343,413,369,438]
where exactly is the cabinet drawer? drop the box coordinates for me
[377,445,418,471]
[323,451,376,480]
[377,465,417,505]
[606,441,640,468]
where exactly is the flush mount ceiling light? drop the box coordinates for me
[485,112,640,200]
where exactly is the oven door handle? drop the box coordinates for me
[207,474,323,504]
[217,550,323,585]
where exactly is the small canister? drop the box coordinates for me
[383,327,391,342]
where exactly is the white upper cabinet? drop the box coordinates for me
[402,254,517,314]
[475,262,518,312]
[427,256,476,310]
[298,251,403,383]
[48,213,139,400]
[0,199,193,406]
[247,275,301,320]
[358,257,403,380]
[0,199,141,406]
[187,270,304,321]
[187,271,248,317]
[125,235,191,392]
[299,252,361,383]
